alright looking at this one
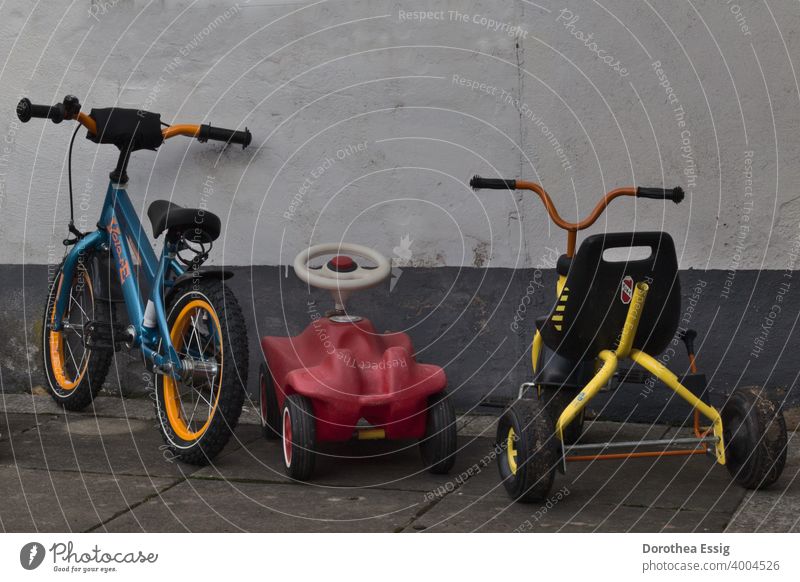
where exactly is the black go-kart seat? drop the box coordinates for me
[147,200,221,241]
[537,232,681,361]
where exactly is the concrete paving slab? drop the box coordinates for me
[0,393,264,426]
[0,393,154,421]
[101,478,424,532]
[1,411,55,437]
[407,494,732,532]
[2,413,200,479]
[0,465,174,532]
[194,434,492,495]
[1,394,797,533]
[725,432,800,533]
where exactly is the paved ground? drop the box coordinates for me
[1,394,797,533]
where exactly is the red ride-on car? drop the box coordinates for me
[259,243,457,480]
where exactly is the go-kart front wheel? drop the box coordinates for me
[420,391,457,474]
[496,398,558,502]
[540,386,585,445]
[722,386,787,490]
[258,362,280,440]
[282,394,316,480]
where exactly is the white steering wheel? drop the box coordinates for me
[293,243,391,292]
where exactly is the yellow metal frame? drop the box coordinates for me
[532,280,725,465]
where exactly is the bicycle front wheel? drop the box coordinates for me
[154,278,248,465]
[42,257,114,410]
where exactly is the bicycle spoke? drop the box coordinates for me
[64,339,80,378]
[189,311,203,361]
[69,290,90,321]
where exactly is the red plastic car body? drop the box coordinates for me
[261,316,446,442]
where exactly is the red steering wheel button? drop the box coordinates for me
[328,255,357,273]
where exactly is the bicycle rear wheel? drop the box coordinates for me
[154,278,248,465]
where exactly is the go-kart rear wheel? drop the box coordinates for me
[420,391,457,474]
[722,386,787,490]
[496,398,558,503]
[282,394,316,480]
[258,362,280,440]
[540,386,585,445]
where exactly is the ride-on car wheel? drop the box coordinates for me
[259,361,280,440]
[496,398,558,502]
[420,391,457,474]
[282,394,316,480]
[540,386,585,445]
[722,386,787,490]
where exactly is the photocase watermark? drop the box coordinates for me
[139,4,242,114]
[423,439,508,501]
[722,0,752,37]
[513,486,571,531]
[639,279,706,399]
[306,300,409,369]
[284,141,369,221]
[511,246,560,333]
[20,542,46,570]
[19,541,158,573]
[556,8,629,77]
[0,116,21,213]
[750,280,790,359]
[452,74,573,173]
[721,150,755,300]
[397,9,529,39]
[87,0,123,22]
[652,60,697,197]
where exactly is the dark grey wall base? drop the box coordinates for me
[1,264,797,423]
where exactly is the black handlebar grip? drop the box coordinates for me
[470,175,517,190]
[198,124,252,149]
[636,186,685,204]
[16,98,65,123]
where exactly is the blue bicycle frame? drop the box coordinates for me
[52,178,185,374]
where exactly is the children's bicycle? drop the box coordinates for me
[470,175,788,502]
[19,95,252,465]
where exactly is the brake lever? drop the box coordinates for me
[63,221,87,246]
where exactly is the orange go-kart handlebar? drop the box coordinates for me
[470,175,683,256]
[16,96,251,148]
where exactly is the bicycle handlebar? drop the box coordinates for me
[16,95,252,149]
[198,124,252,148]
[636,186,684,203]
[471,174,683,255]
[16,98,66,123]
[469,176,517,190]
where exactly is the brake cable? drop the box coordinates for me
[64,123,85,245]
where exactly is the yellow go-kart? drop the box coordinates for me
[471,176,788,503]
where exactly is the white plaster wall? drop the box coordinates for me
[0,0,798,270]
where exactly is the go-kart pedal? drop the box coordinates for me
[260,243,457,480]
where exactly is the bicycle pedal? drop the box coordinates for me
[84,320,129,351]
